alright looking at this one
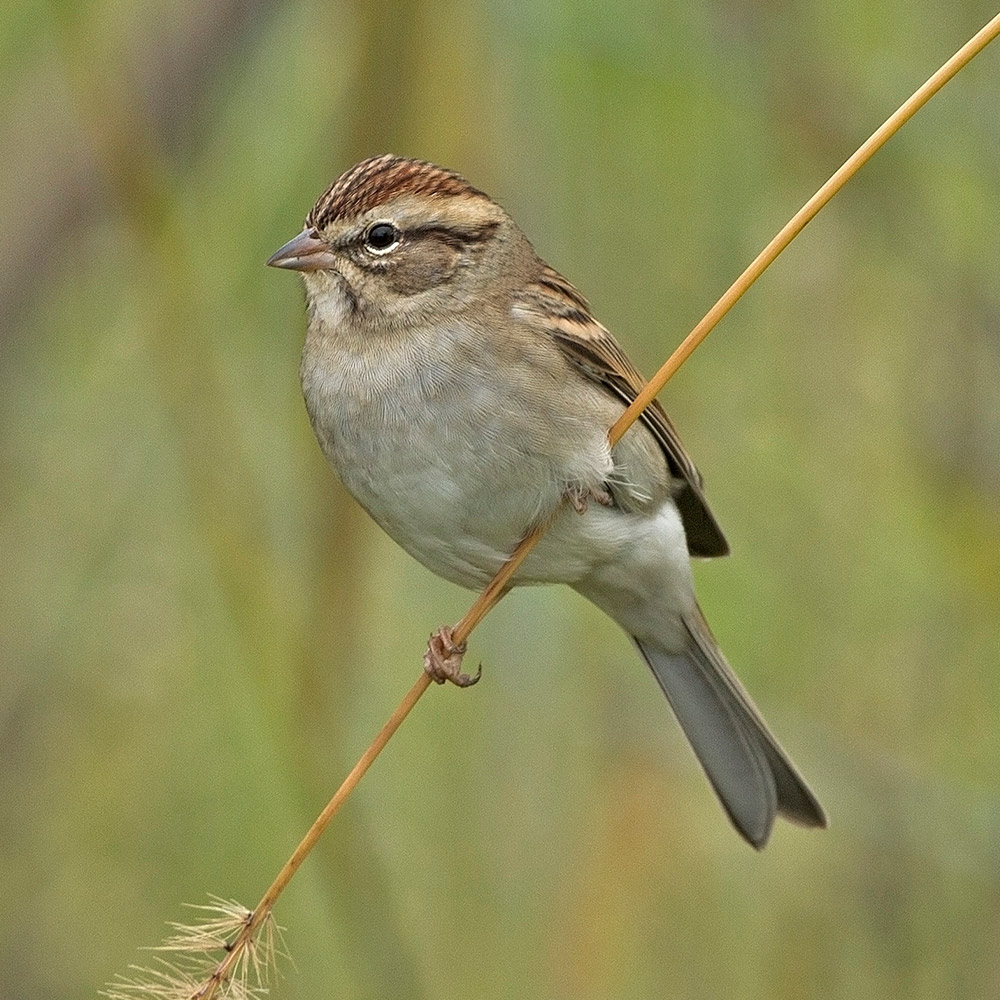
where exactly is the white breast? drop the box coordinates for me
[300,319,617,589]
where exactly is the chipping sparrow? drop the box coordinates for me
[268,154,826,848]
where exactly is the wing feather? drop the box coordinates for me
[517,265,729,558]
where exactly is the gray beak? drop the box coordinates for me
[266,228,337,271]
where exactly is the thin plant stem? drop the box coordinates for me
[233,4,1000,981]
[608,9,1000,448]
[190,672,431,999]
[459,9,1000,652]
[113,13,1000,998]
[458,8,1000,639]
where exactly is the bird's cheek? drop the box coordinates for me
[384,246,460,296]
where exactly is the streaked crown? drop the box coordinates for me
[306,154,490,229]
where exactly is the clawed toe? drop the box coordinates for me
[423,626,481,687]
[564,483,615,514]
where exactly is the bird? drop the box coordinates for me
[268,154,826,848]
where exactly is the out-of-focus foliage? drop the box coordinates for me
[1,2,998,998]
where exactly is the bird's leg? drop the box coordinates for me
[564,483,615,514]
[423,625,480,687]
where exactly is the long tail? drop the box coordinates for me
[635,606,826,848]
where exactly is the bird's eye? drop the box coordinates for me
[363,222,401,254]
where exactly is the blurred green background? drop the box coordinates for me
[2,2,999,998]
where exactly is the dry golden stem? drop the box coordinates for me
[110,12,1000,998]
[213,12,1000,992]
[191,671,432,999]
[451,521,552,644]
[608,9,1000,449]
[457,9,1000,653]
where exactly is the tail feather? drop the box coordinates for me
[635,606,826,848]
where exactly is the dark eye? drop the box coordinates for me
[363,222,401,253]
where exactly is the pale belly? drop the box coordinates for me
[299,324,695,644]
[302,332,625,588]
[315,385,604,588]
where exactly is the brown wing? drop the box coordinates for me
[521,265,729,558]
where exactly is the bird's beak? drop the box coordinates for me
[266,228,337,271]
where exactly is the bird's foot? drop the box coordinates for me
[564,483,614,514]
[423,626,480,687]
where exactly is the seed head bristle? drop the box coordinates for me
[103,897,285,1000]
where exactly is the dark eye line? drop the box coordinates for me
[347,219,500,260]
[409,221,500,247]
